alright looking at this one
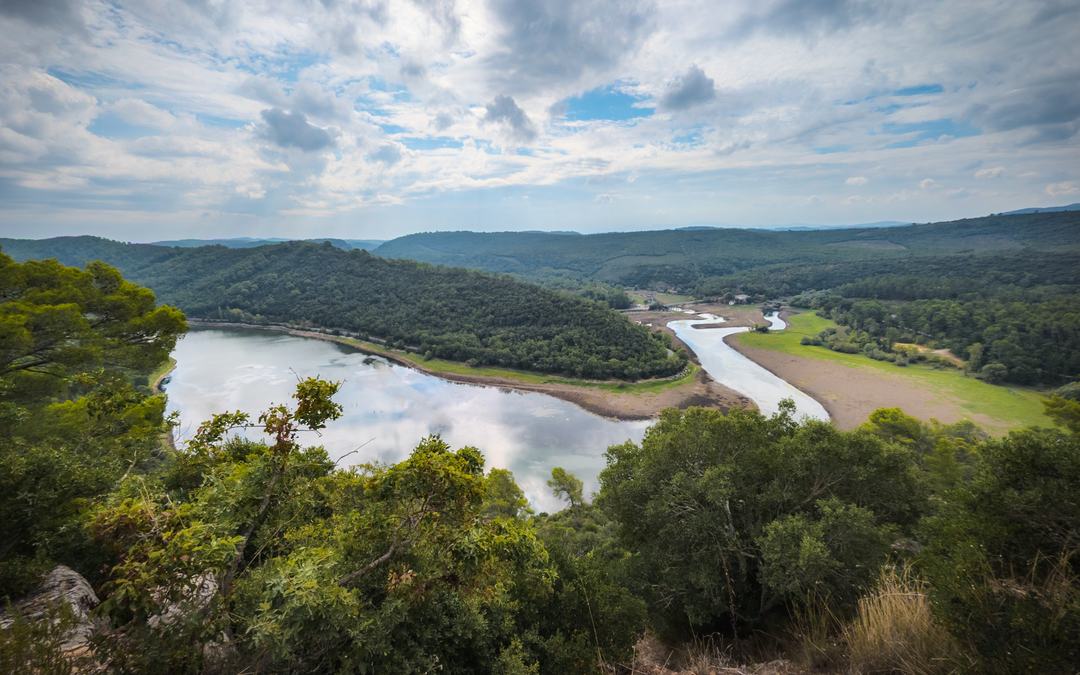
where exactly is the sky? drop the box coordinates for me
[1,0,1078,241]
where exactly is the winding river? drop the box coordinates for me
[164,312,828,510]
[668,312,830,422]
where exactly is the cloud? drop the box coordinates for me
[108,99,176,129]
[486,0,656,91]
[368,143,402,165]
[0,0,82,30]
[659,66,716,111]
[482,95,536,142]
[967,73,1080,142]
[1045,181,1079,197]
[974,166,1005,179]
[845,176,868,186]
[730,0,889,38]
[258,108,334,151]
[920,178,937,190]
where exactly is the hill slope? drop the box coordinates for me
[373,211,1080,289]
[0,238,684,380]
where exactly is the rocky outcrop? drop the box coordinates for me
[0,565,101,653]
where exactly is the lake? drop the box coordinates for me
[164,328,651,511]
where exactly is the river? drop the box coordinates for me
[163,327,651,511]
[165,312,828,510]
[667,312,830,422]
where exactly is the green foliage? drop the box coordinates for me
[546,467,584,509]
[483,468,531,520]
[1044,394,1080,434]
[532,502,647,672]
[919,428,1080,673]
[0,252,185,597]
[597,404,925,635]
[0,238,685,380]
[758,498,892,605]
[88,380,564,673]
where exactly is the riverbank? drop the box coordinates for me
[149,357,176,394]
[187,320,751,420]
[732,311,1050,433]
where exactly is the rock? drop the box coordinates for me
[0,565,101,653]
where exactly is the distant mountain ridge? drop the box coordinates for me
[999,202,1080,215]
[371,211,1080,289]
[151,237,384,250]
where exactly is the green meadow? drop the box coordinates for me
[738,311,1051,430]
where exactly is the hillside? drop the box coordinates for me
[0,238,684,380]
[152,237,384,250]
[373,211,1080,288]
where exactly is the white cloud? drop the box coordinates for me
[920,178,937,190]
[1045,181,1079,197]
[974,166,1005,179]
[845,176,868,186]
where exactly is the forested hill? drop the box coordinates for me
[373,211,1080,288]
[0,237,684,380]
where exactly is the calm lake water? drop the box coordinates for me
[164,328,651,511]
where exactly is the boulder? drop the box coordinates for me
[0,565,101,653]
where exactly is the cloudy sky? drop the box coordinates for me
[1,0,1078,240]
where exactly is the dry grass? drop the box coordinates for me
[617,633,803,675]
[842,566,962,674]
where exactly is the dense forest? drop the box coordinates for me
[0,239,684,381]
[374,213,1080,386]
[2,256,1078,673]
[728,252,1080,385]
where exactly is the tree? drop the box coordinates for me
[483,468,531,519]
[0,253,185,596]
[547,467,584,509]
[598,404,923,634]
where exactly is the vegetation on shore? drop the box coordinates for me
[738,311,1051,429]
[0,238,686,381]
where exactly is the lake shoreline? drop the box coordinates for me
[185,320,750,421]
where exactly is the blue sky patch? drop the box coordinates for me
[88,112,159,139]
[400,136,464,150]
[562,85,654,121]
[813,144,851,154]
[197,113,247,129]
[894,83,944,96]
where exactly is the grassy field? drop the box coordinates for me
[738,311,1051,430]
[628,290,696,306]
[335,335,701,394]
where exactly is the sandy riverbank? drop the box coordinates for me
[186,320,752,420]
[728,330,1006,431]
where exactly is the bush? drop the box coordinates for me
[920,429,1080,673]
[597,405,925,635]
[979,362,1008,383]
